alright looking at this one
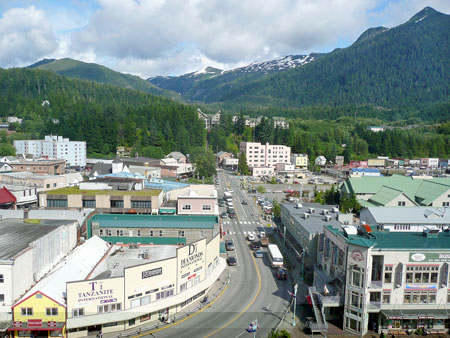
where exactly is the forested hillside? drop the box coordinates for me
[220,7,450,110]
[29,58,179,100]
[0,68,205,156]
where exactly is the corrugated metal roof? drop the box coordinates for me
[368,186,404,206]
[415,180,450,205]
[363,207,450,225]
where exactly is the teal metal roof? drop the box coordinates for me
[415,180,450,206]
[91,214,218,229]
[368,186,403,206]
[325,225,450,250]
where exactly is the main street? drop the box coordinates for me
[136,170,294,338]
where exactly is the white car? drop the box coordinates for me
[259,231,266,238]
[247,233,255,241]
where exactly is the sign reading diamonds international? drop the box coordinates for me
[409,252,450,262]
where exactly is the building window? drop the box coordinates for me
[82,200,96,208]
[149,230,154,237]
[72,308,84,317]
[178,230,185,237]
[347,290,363,308]
[0,274,3,283]
[202,204,211,211]
[0,294,4,302]
[404,291,436,304]
[137,230,141,237]
[98,303,122,314]
[131,200,151,209]
[116,230,124,237]
[99,229,104,236]
[159,230,163,237]
[182,204,191,210]
[46,184,50,188]
[384,266,393,283]
[156,288,174,300]
[405,265,439,283]
[200,231,204,238]
[398,201,406,206]
[443,202,450,207]
[110,200,124,208]
[21,308,33,316]
[47,199,68,207]
[46,308,58,316]
[349,266,364,288]
[106,229,112,236]
[382,291,391,304]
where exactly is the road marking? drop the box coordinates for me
[201,225,262,338]
[129,282,229,338]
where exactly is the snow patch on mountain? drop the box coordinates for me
[415,15,427,23]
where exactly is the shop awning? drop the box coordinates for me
[382,310,449,320]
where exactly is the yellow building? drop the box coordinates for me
[292,154,309,169]
[11,291,66,338]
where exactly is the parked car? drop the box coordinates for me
[242,200,248,205]
[227,256,237,266]
[254,250,263,258]
[229,213,237,219]
[276,267,287,280]
[247,233,255,241]
[225,240,235,251]
[251,241,261,250]
[221,212,228,219]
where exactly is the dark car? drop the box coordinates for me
[229,213,237,219]
[221,212,228,219]
[251,241,261,250]
[276,267,287,280]
[225,240,235,251]
[241,200,248,205]
[227,256,237,266]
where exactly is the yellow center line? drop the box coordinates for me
[130,283,229,338]
[201,238,262,338]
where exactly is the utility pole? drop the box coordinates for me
[292,283,298,327]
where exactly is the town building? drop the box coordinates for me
[216,151,232,165]
[222,158,238,170]
[340,175,450,207]
[13,136,86,167]
[0,185,37,208]
[9,159,65,175]
[0,218,78,326]
[251,166,275,177]
[367,158,386,167]
[66,235,224,338]
[165,152,187,164]
[8,236,109,338]
[39,186,163,214]
[360,207,450,232]
[272,117,289,129]
[315,156,327,166]
[367,126,386,132]
[239,142,291,169]
[313,224,450,336]
[0,172,82,192]
[280,203,351,269]
[335,156,345,166]
[0,162,12,172]
[197,109,221,129]
[291,154,309,169]
[177,189,218,216]
[0,187,16,209]
[87,213,219,245]
[349,168,381,177]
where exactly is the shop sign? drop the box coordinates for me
[13,322,22,328]
[419,316,434,319]
[350,249,364,262]
[405,284,437,290]
[410,252,450,262]
[180,243,204,269]
[77,281,115,303]
[100,298,117,304]
[48,321,57,327]
[142,267,162,279]
[387,316,402,320]
[28,319,42,328]
[188,273,197,280]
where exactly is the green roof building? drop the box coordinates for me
[87,213,219,245]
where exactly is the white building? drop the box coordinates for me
[0,218,78,323]
[315,156,327,166]
[14,135,86,167]
[239,142,291,169]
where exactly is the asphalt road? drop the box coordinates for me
[139,170,293,338]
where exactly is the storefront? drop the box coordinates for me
[9,291,66,338]
[381,310,449,334]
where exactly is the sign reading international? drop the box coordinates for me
[409,252,450,262]
[142,267,162,279]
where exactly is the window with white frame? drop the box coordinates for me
[46,308,58,316]
[107,229,112,236]
[72,308,84,317]
[116,230,124,237]
[178,230,185,237]
[405,265,439,283]
[21,308,33,316]
[0,274,3,283]
[182,205,191,210]
[98,303,122,314]
[202,204,211,211]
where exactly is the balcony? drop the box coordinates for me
[369,280,383,289]
[367,301,381,312]
[320,293,344,307]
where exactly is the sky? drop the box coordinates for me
[0,0,449,78]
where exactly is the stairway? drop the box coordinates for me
[308,287,328,333]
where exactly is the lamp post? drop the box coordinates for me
[292,283,298,327]
[283,225,286,247]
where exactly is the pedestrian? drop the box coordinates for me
[99,330,103,338]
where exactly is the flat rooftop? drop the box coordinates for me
[0,219,75,260]
[326,225,450,250]
[0,172,64,180]
[44,186,161,196]
[90,244,177,278]
[90,213,218,229]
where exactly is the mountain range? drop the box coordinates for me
[24,7,450,116]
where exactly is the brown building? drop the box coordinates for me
[10,159,66,175]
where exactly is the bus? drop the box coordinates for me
[224,192,233,202]
[267,244,284,268]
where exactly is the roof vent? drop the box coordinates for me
[325,215,331,222]
[322,209,329,215]
[343,225,358,237]
[296,203,302,209]
[309,207,315,213]
[303,212,310,219]
[332,207,339,213]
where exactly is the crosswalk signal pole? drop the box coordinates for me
[293,283,298,327]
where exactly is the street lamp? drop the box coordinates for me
[283,226,286,247]
[292,283,298,327]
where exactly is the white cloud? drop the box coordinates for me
[0,6,58,67]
